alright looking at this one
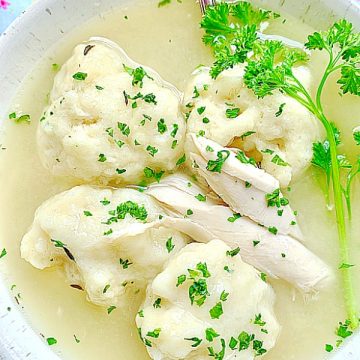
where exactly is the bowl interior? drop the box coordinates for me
[0,0,359,359]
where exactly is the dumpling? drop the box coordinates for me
[136,240,280,360]
[183,64,320,187]
[21,185,189,308]
[38,37,186,185]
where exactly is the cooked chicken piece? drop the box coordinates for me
[136,239,280,360]
[146,175,332,293]
[188,134,302,240]
[183,64,320,187]
[38,37,186,185]
[21,185,189,308]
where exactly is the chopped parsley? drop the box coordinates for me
[107,306,116,314]
[0,248,7,259]
[72,72,88,81]
[220,290,229,301]
[184,337,202,347]
[106,127,114,137]
[253,339,267,356]
[73,335,80,343]
[325,344,334,352]
[123,64,153,88]
[271,154,289,166]
[209,302,224,319]
[98,153,107,162]
[46,337,57,346]
[157,119,167,134]
[146,145,158,157]
[226,107,241,118]
[50,239,66,248]
[176,154,186,166]
[235,150,257,166]
[207,338,226,360]
[206,150,230,173]
[339,263,355,269]
[224,266,233,273]
[240,131,256,140]
[197,106,206,115]
[140,114,152,126]
[83,210,93,217]
[238,331,254,351]
[171,124,179,138]
[227,213,242,222]
[265,188,289,208]
[100,198,111,206]
[354,131,360,145]
[275,103,286,117]
[205,328,220,342]
[153,298,162,308]
[118,122,130,137]
[119,258,133,269]
[195,194,206,202]
[261,148,275,155]
[9,113,31,124]
[254,313,266,327]
[166,237,175,253]
[185,263,212,306]
[176,274,187,287]
[147,328,161,338]
[226,247,240,257]
[229,337,238,350]
[103,229,113,236]
[143,167,164,183]
[193,86,200,98]
[268,226,278,235]
[52,63,60,72]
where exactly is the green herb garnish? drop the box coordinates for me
[72,72,87,81]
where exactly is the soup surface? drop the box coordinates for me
[0,1,359,360]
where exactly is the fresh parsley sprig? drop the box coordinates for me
[201,1,360,328]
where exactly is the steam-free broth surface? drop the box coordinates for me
[0,1,359,360]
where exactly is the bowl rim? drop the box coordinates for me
[0,0,360,359]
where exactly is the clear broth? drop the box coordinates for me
[0,1,359,359]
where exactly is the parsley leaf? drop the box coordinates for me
[46,337,57,346]
[184,337,202,347]
[123,64,153,88]
[209,302,223,319]
[0,248,7,259]
[226,247,240,257]
[206,150,230,173]
[72,72,87,81]
[166,237,175,253]
[206,328,220,342]
[144,167,165,183]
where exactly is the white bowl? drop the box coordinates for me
[0,0,359,359]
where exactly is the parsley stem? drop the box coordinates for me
[291,63,359,328]
[320,112,359,329]
[311,52,359,328]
